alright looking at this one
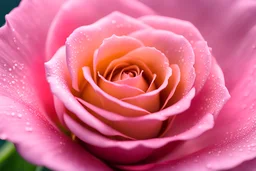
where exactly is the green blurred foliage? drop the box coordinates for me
[0,0,20,25]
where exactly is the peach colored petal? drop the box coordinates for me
[105,55,155,87]
[130,29,195,99]
[160,64,181,109]
[98,73,144,99]
[114,71,149,92]
[93,35,144,82]
[78,88,195,122]
[139,15,212,93]
[113,47,172,112]
[65,12,151,90]
[45,47,135,139]
[78,98,162,140]
[111,65,140,81]
[82,66,150,117]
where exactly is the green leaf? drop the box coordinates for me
[0,141,36,170]
[0,141,52,171]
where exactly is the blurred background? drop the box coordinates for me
[0,0,20,25]
[0,1,49,170]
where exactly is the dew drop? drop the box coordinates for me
[25,127,33,132]
[111,20,116,24]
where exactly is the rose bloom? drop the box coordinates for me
[0,0,256,170]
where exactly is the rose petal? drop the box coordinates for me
[118,47,172,112]
[130,29,195,99]
[160,64,181,109]
[46,0,155,60]
[0,0,67,126]
[65,12,152,90]
[0,0,104,169]
[93,35,144,82]
[0,97,111,171]
[139,0,256,91]
[64,111,214,164]
[114,70,149,92]
[78,98,162,140]
[139,15,212,93]
[79,88,195,122]
[98,73,145,99]
[121,58,230,170]
[82,66,150,117]
[45,47,134,139]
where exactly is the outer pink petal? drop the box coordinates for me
[0,0,106,170]
[0,97,111,171]
[66,12,151,90]
[0,0,66,127]
[138,1,256,170]
[64,112,214,164]
[139,15,212,93]
[139,0,256,91]
[149,57,256,171]
[46,0,155,60]
[230,159,256,171]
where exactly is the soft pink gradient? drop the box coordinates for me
[0,0,255,171]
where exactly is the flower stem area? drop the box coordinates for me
[0,140,50,171]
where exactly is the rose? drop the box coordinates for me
[0,0,255,171]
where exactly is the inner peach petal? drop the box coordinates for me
[65,12,150,90]
[111,65,140,81]
[115,71,149,92]
[82,66,150,117]
[98,73,144,99]
[160,64,181,109]
[130,29,196,97]
[93,35,144,82]
[120,47,170,87]
[105,57,154,87]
